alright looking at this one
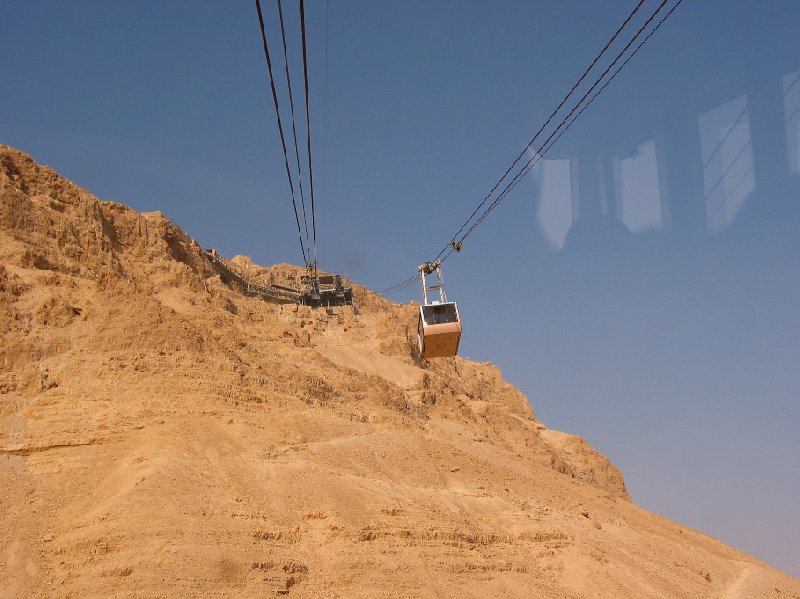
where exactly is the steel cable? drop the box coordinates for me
[277,0,312,252]
[255,0,308,265]
[449,0,683,253]
[382,0,686,294]
[300,0,318,278]
[432,0,648,263]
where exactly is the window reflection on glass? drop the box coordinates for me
[614,139,662,234]
[783,69,800,174]
[536,158,573,249]
[698,95,755,231]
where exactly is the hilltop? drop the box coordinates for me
[1,144,797,598]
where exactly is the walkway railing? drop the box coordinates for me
[203,249,301,303]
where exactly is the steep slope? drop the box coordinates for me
[1,145,797,598]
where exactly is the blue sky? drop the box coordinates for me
[2,0,799,576]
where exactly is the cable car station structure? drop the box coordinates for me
[203,249,353,308]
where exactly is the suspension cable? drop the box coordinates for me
[255,0,308,265]
[322,0,330,260]
[277,0,311,253]
[450,0,678,253]
[382,0,686,294]
[380,273,421,296]
[432,0,647,263]
[300,0,318,278]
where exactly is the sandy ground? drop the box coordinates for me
[1,144,798,598]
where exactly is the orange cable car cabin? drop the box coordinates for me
[417,262,462,359]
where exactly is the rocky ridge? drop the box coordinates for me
[1,145,797,598]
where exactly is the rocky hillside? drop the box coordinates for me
[1,145,797,598]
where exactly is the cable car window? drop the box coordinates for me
[421,304,458,326]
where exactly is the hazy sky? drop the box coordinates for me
[2,0,799,577]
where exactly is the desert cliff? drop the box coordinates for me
[1,145,797,598]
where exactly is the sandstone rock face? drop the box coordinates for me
[1,145,797,598]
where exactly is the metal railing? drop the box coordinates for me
[203,249,301,303]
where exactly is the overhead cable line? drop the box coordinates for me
[382,0,686,294]
[381,0,649,295]
[552,0,687,159]
[448,0,683,255]
[255,0,308,265]
[380,273,421,295]
[300,0,319,278]
[446,0,682,260]
[277,0,311,252]
[432,0,648,263]
[322,0,330,259]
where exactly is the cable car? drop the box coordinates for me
[417,262,462,359]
